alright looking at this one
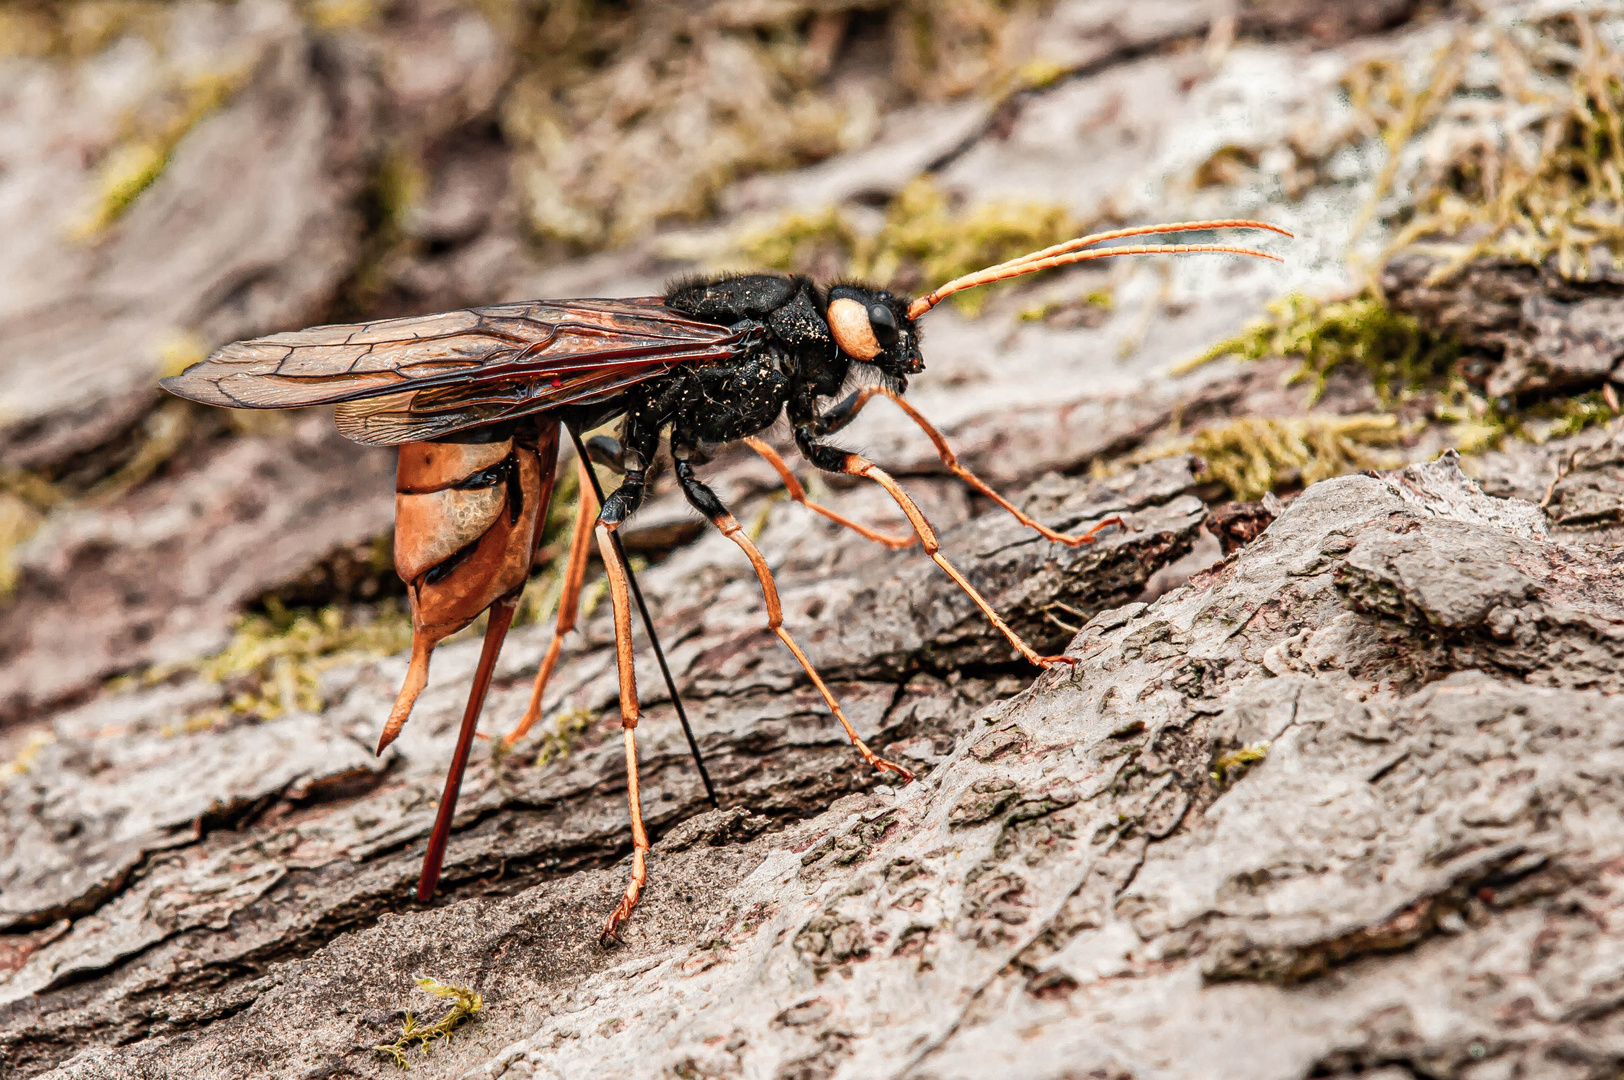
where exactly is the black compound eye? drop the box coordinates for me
[868,304,899,348]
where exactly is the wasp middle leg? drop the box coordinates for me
[588,414,665,943]
[594,516,650,944]
[673,457,914,783]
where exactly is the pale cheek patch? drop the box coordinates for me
[828,298,881,360]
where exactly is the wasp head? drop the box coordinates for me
[825,285,923,385]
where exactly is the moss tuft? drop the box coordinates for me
[532,708,596,767]
[738,208,859,274]
[374,976,483,1070]
[1180,292,1459,404]
[501,1,1051,247]
[1211,741,1269,787]
[1544,391,1618,440]
[1192,416,1405,501]
[1128,415,1406,502]
[71,67,249,239]
[1388,16,1624,281]
[0,2,174,60]
[125,599,414,728]
[1,731,56,785]
[300,0,381,31]
[0,468,64,605]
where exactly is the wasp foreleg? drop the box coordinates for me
[818,387,1123,548]
[742,436,915,550]
[807,386,880,436]
[794,429,1076,669]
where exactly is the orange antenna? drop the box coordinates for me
[907,219,1291,320]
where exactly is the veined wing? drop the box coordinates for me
[160,297,750,411]
[330,361,675,445]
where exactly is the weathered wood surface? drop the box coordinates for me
[7,2,1624,1078]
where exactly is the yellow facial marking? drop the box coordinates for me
[828,298,881,360]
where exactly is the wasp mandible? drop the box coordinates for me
[162,219,1287,940]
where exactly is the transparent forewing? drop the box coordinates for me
[160,297,748,412]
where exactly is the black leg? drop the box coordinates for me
[809,387,881,436]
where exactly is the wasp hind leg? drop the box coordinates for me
[385,425,560,900]
[501,457,600,749]
[673,457,914,783]
[417,591,521,900]
[595,515,651,944]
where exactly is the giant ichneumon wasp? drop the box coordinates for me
[162,219,1286,939]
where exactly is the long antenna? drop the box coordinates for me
[565,423,720,809]
[907,219,1291,319]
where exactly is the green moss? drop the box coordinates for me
[300,0,381,31]
[1133,415,1405,502]
[500,1,1051,245]
[1543,391,1617,439]
[1019,287,1114,324]
[1194,416,1405,501]
[85,399,195,502]
[122,599,415,729]
[742,178,1084,314]
[1390,36,1624,281]
[1210,741,1269,787]
[72,68,249,239]
[0,731,56,785]
[1011,57,1068,92]
[1181,292,1460,404]
[0,2,174,60]
[746,489,788,541]
[738,208,859,272]
[531,707,596,767]
[331,147,429,319]
[374,976,483,1070]
[0,467,66,605]
[872,178,1080,311]
[1438,389,1619,454]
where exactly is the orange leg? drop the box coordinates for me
[843,454,1076,668]
[673,458,912,780]
[501,460,599,748]
[596,522,649,944]
[711,509,914,782]
[743,436,916,550]
[416,591,521,901]
[850,388,1124,547]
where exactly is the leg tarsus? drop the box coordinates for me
[801,442,1072,670]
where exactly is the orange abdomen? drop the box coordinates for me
[376,423,561,752]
